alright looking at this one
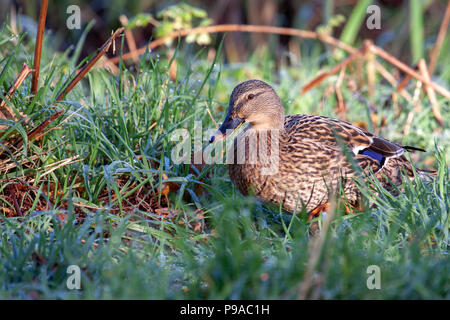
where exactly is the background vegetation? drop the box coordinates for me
[0,0,448,299]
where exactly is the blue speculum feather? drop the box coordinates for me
[360,149,385,164]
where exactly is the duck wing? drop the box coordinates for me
[284,115,424,166]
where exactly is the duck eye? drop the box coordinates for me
[247,94,255,100]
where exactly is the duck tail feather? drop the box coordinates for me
[403,145,426,153]
[417,168,438,176]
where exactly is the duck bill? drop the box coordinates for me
[209,115,244,143]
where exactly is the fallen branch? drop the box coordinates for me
[368,44,450,99]
[108,24,356,64]
[108,23,449,101]
[302,39,450,99]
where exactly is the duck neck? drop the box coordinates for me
[249,112,285,131]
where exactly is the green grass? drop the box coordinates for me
[0,18,449,299]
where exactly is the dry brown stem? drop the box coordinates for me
[418,59,443,126]
[31,0,49,94]
[109,24,356,64]
[428,2,450,75]
[0,63,34,123]
[25,28,125,145]
[368,44,450,99]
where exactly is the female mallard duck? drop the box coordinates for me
[210,79,427,215]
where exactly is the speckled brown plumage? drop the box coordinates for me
[211,80,426,214]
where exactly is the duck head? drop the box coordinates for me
[209,80,285,143]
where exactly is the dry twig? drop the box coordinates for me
[55,28,124,102]
[373,61,412,102]
[0,63,34,125]
[428,2,450,75]
[119,15,139,64]
[24,28,125,144]
[301,40,371,94]
[418,59,442,126]
[108,24,356,64]
[404,81,423,136]
[368,44,450,99]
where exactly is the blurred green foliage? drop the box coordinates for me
[154,3,213,45]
